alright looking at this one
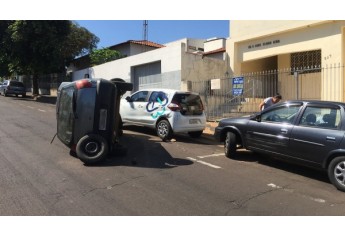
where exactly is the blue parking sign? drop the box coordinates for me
[232,77,244,95]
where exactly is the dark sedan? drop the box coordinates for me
[214,100,345,192]
[0,80,26,97]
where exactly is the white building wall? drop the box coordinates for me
[164,38,205,52]
[204,38,226,52]
[72,38,228,94]
[72,42,183,84]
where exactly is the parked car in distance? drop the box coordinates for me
[0,80,26,97]
[214,100,345,192]
[120,89,206,141]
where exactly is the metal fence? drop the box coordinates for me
[192,64,345,121]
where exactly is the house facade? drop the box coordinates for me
[227,20,345,102]
[70,38,228,94]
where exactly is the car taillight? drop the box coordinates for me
[76,79,92,89]
[167,103,180,111]
[200,101,204,111]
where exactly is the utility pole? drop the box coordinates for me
[142,20,148,52]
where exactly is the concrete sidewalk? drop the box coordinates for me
[28,93,57,104]
[203,121,218,136]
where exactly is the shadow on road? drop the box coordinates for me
[85,131,194,168]
[232,149,330,184]
[123,125,217,145]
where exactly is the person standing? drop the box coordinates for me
[259,93,282,111]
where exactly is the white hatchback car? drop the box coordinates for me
[120,89,206,141]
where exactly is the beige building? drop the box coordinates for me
[227,20,345,102]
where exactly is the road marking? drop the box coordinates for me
[197,153,224,159]
[38,109,46,112]
[186,157,221,169]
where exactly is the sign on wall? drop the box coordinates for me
[232,77,244,95]
[211,78,221,90]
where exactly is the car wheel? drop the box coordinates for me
[188,130,203,138]
[76,134,109,165]
[328,156,345,192]
[156,119,173,141]
[224,131,237,158]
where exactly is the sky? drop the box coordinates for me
[75,20,229,49]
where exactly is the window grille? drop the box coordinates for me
[291,50,321,74]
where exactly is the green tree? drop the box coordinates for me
[0,20,14,78]
[0,20,99,95]
[90,48,122,66]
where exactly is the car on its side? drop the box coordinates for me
[0,80,26,97]
[214,100,345,192]
[120,89,206,141]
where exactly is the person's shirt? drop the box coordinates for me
[261,97,275,110]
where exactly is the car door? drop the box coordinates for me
[246,103,303,155]
[289,104,345,165]
[120,90,149,124]
[145,91,170,125]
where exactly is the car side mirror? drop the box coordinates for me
[125,96,131,102]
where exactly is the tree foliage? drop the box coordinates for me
[0,20,99,94]
[90,48,123,66]
[0,20,14,77]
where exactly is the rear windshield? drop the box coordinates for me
[10,81,24,87]
[172,93,204,115]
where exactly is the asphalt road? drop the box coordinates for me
[1,94,345,216]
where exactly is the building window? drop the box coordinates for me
[291,50,321,74]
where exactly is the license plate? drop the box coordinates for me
[189,119,199,124]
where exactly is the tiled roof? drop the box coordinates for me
[128,40,165,48]
[202,47,226,56]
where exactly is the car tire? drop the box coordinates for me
[110,78,133,96]
[76,134,109,165]
[188,130,203,138]
[328,156,345,192]
[225,131,237,158]
[156,119,173,141]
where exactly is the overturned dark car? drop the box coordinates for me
[214,100,345,192]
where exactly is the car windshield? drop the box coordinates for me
[10,81,24,87]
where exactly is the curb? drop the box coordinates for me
[203,121,219,136]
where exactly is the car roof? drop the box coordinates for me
[137,88,199,95]
[285,100,345,107]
